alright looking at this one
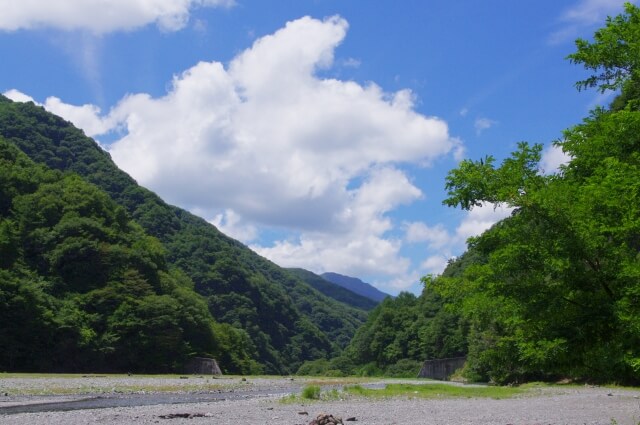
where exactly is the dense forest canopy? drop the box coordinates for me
[0,139,258,372]
[435,3,640,384]
[0,95,369,374]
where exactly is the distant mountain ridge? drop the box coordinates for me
[287,268,378,311]
[321,272,390,303]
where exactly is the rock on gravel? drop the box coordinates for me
[308,412,344,425]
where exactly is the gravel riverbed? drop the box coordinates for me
[1,376,639,424]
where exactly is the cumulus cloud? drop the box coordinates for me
[252,166,422,281]
[420,255,450,275]
[455,203,513,242]
[539,144,572,175]
[0,0,233,34]
[44,97,114,137]
[404,222,450,249]
[407,202,513,275]
[549,0,634,44]
[13,16,459,288]
[4,89,112,137]
[383,271,423,292]
[4,89,36,103]
[210,209,258,243]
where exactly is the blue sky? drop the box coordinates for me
[0,0,632,294]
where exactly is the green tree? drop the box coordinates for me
[436,4,640,383]
[0,139,258,373]
[568,2,640,93]
[0,271,58,371]
[344,284,466,374]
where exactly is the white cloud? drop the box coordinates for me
[44,97,113,137]
[474,117,497,135]
[4,89,36,103]
[341,57,361,68]
[252,232,409,279]
[210,209,258,243]
[455,203,513,242]
[0,0,233,34]
[539,144,572,175]
[420,255,450,275]
[562,0,632,25]
[4,89,112,138]
[15,16,459,287]
[382,271,422,291]
[104,16,455,235]
[408,202,513,276]
[451,138,466,161]
[549,0,634,44]
[252,166,422,279]
[405,222,450,249]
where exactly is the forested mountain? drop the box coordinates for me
[330,4,640,384]
[4,3,638,384]
[287,268,378,311]
[321,272,390,302]
[291,253,472,377]
[344,278,467,373]
[0,139,257,372]
[0,95,367,374]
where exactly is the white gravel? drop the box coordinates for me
[1,377,639,424]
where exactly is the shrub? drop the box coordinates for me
[384,359,423,378]
[356,362,383,377]
[296,359,331,376]
[301,385,321,399]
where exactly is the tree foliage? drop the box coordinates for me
[0,139,258,372]
[338,276,467,376]
[568,2,640,94]
[433,4,640,384]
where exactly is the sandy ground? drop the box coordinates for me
[1,376,639,424]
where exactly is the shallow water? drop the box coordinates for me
[0,386,297,415]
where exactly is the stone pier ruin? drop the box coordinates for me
[417,357,466,380]
[184,357,222,375]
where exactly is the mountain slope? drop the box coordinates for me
[0,95,365,374]
[321,272,390,303]
[0,138,258,373]
[288,268,378,311]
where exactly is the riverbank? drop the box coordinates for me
[1,375,639,424]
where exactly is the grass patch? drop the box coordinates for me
[344,383,524,400]
[300,377,375,386]
[281,386,344,404]
[301,385,321,399]
[0,373,91,379]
